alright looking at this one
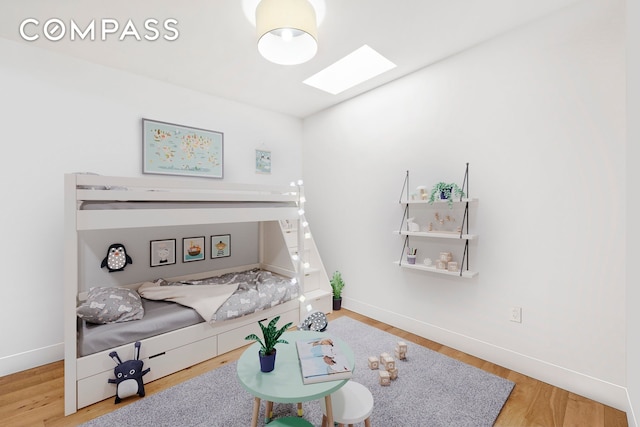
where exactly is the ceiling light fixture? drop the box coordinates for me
[254,0,319,65]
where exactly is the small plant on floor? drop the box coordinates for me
[245,315,293,356]
[428,182,465,208]
[330,271,345,310]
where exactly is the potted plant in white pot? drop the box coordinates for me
[244,315,293,373]
[330,271,345,311]
[428,182,465,208]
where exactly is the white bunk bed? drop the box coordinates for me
[63,174,332,415]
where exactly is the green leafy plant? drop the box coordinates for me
[428,182,465,208]
[330,271,345,300]
[244,315,293,356]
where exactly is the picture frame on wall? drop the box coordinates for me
[211,234,231,259]
[150,239,176,267]
[183,236,205,262]
[142,118,224,179]
[255,149,271,174]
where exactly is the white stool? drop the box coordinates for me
[320,381,373,427]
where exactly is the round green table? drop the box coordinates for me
[236,330,355,427]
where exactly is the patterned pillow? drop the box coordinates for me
[77,287,144,324]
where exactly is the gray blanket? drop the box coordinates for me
[139,269,299,323]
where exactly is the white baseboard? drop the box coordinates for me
[343,298,631,415]
[0,342,63,377]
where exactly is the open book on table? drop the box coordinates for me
[296,336,352,384]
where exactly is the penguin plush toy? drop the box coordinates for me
[101,243,133,272]
[108,341,150,404]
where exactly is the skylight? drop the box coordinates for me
[303,45,396,95]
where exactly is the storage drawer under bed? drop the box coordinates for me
[77,334,218,409]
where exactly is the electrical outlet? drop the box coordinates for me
[510,306,522,323]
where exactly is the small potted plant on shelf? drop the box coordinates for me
[330,271,345,311]
[244,315,293,373]
[428,182,465,208]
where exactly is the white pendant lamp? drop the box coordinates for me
[256,0,318,65]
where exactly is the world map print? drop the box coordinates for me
[143,119,223,178]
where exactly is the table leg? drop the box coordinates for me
[297,402,303,417]
[324,395,334,426]
[265,401,274,423]
[251,397,261,427]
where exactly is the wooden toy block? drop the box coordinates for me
[379,370,390,386]
[394,349,406,360]
[379,352,390,363]
[367,356,379,370]
[388,367,398,380]
[397,341,407,353]
[382,355,395,370]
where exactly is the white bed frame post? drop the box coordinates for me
[63,174,78,415]
[297,183,306,323]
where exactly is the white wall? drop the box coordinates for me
[0,38,303,376]
[626,0,639,424]
[304,0,628,412]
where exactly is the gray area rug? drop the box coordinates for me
[80,316,514,426]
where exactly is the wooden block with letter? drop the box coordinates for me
[395,341,407,360]
[379,370,390,386]
[382,355,395,370]
[367,356,379,370]
[388,367,398,380]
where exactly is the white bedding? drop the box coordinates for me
[138,280,239,322]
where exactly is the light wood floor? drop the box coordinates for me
[0,309,628,427]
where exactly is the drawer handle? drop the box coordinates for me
[149,352,166,359]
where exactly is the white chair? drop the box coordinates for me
[320,381,374,427]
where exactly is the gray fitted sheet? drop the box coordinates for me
[78,298,203,357]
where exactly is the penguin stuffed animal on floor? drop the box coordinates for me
[108,341,150,404]
[101,243,133,272]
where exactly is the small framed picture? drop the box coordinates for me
[183,236,205,262]
[211,234,231,258]
[150,239,176,267]
[255,149,271,174]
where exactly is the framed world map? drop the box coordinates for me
[143,118,224,178]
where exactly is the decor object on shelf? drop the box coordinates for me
[406,217,420,232]
[407,247,417,264]
[330,270,345,310]
[142,118,223,179]
[101,243,132,272]
[428,182,465,208]
[439,252,453,262]
[416,185,428,200]
[244,315,293,372]
[423,258,432,266]
[108,341,150,404]
[256,0,318,65]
